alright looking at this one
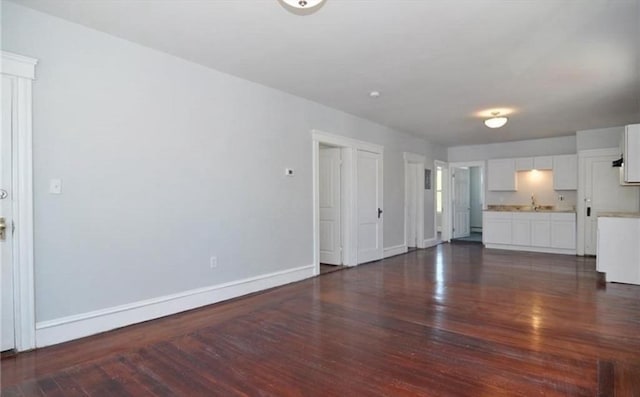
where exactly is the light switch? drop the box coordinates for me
[49,179,62,194]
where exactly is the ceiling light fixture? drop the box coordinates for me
[281,0,326,11]
[369,91,381,98]
[484,111,508,129]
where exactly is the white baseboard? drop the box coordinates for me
[484,243,576,255]
[384,244,408,258]
[423,237,439,248]
[35,264,315,348]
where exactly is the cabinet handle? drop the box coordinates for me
[587,207,591,217]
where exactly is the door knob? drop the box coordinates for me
[0,189,7,199]
[378,208,383,219]
[0,217,6,241]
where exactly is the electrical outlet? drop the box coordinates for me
[210,256,217,269]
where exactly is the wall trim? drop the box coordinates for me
[2,51,38,352]
[383,244,408,258]
[423,237,439,248]
[312,130,384,154]
[484,244,576,255]
[35,264,314,348]
[1,51,38,79]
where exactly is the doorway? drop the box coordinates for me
[449,162,484,243]
[312,131,384,276]
[434,161,449,243]
[404,152,425,249]
[1,52,37,353]
[578,148,640,255]
[319,144,346,274]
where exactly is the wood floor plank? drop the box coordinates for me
[3,243,640,396]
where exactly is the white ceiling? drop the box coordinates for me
[11,0,640,146]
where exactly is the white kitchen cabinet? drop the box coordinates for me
[534,156,553,170]
[487,159,517,191]
[511,216,531,245]
[483,211,576,254]
[553,154,578,190]
[551,213,576,249]
[531,214,551,247]
[624,124,640,183]
[483,212,512,244]
[515,156,553,171]
[597,216,640,285]
[515,158,534,171]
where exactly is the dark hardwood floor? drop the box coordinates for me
[2,243,640,396]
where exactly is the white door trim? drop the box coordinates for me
[312,130,383,274]
[435,160,449,242]
[448,161,485,241]
[1,51,37,351]
[577,147,620,256]
[404,152,425,249]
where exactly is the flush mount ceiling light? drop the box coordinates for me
[369,91,381,98]
[280,0,326,13]
[484,111,508,129]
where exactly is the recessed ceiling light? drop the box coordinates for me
[484,111,508,129]
[369,91,381,98]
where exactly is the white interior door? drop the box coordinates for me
[319,147,342,265]
[406,163,417,247]
[357,150,383,264]
[453,167,471,239]
[1,75,15,351]
[584,154,640,255]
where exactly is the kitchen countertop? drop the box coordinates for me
[598,212,640,218]
[484,205,576,213]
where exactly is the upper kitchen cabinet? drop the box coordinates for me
[515,156,553,171]
[624,124,640,183]
[488,158,517,191]
[553,154,578,190]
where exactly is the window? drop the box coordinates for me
[436,167,443,213]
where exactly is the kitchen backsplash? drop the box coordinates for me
[486,170,577,209]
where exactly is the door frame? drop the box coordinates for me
[448,161,485,241]
[318,145,343,265]
[2,51,37,351]
[312,130,384,275]
[404,152,425,248]
[434,160,449,243]
[577,147,620,256]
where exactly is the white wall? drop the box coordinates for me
[2,3,445,325]
[447,136,576,162]
[576,126,624,151]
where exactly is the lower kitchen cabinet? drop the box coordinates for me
[483,211,576,254]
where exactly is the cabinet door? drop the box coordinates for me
[512,218,531,246]
[515,157,534,171]
[553,155,578,190]
[483,213,512,245]
[551,213,576,249]
[487,159,517,191]
[531,217,551,247]
[534,156,553,170]
[625,124,640,183]
[551,221,576,249]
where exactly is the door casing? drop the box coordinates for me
[312,130,384,275]
[1,51,37,352]
[448,161,485,242]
